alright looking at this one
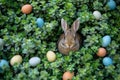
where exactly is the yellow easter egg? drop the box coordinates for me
[10,55,22,66]
[46,51,56,62]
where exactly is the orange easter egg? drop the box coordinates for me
[97,48,107,57]
[62,71,74,80]
[21,4,32,14]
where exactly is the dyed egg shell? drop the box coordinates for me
[97,48,107,57]
[102,35,111,47]
[62,71,74,80]
[107,0,116,10]
[93,11,102,20]
[103,57,113,66]
[21,4,32,14]
[0,59,9,69]
[46,51,56,62]
[0,59,9,73]
[10,55,22,66]
[29,57,40,67]
[0,38,4,50]
[36,18,44,28]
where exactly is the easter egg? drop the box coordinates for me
[0,59,9,69]
[36,18,44,28]
[62,71,74,80]
[0,59,9,73]
[29,57,40,67]
[93,11,102,20]
[102,35,111,47]
[46,51,56,62]
[21,4,32,14]
[97,48,107,57]
[10,55,22,66]
[0,38,4,46]
[0,38,4,50]
[107,0,116,10]
[103,57,113,66]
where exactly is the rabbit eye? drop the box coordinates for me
[61,42,65,47]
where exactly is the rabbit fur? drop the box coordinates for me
[58,18,81,55]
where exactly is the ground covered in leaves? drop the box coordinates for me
[0,0,120,80]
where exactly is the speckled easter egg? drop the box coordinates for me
[0,59,9,72]
[93,11,102,19]
[107,0,116,10]
[0,38,4,50]
[103,57,113,66]
[21,4,32,14]
[46,51,56,62]
[10,55,22,66]
[97,48,107,57]
[36,18,44,28]
[102,35,111,47]
[29,57,40,67]
[63,71,74,80]
[0,59,9,69]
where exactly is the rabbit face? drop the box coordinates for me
[64,29,76,48]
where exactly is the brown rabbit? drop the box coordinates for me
[58,18,81,55]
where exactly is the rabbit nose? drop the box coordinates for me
[65,44,69,48]
[65,44,72,48]
[70,46,72,48]
[70,44,74,48]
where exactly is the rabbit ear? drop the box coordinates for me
[61,18,68,32]
[71,18,80,33]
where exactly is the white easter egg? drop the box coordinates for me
[93,11,102,19]
[10,55,22,66]
[29,57,40,67]
[46,51,56,62]
[0,38,4,50]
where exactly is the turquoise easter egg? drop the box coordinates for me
[102,35,111,47]
[36,18,44,28]
[107,0,116,10]
[103,57,113,66]
[0,59,9,73]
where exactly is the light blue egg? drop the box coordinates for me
[36,18,44,28]
[103,57,113,66]
[0,59,9,71]
[29,57,40,67]
[102,35,111,47]
[107,0,116,10]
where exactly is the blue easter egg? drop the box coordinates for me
[0,59,9,69]
[103,57,113,66]
[107,0,116,10]
[0,59,9,73]
[102,35,111,47]
[36,18,44,28]
[29,57,41,67]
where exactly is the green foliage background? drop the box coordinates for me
[0,0,120,80]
